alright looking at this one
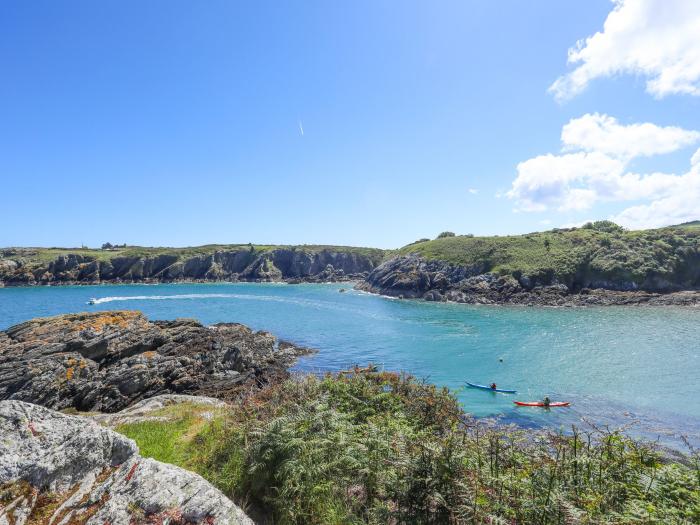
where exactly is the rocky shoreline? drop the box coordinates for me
[0,311,313,413]
[0,311,317,523]
[358,254,700,307]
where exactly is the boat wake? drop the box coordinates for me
[89,293,266,305]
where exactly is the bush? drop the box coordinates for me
[119,371,700,525]
[583,220,625,233]
[436,231,456,239]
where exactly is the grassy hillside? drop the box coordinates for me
[398,222,700,287]
[2,244,387,266]
[117,370,700,524]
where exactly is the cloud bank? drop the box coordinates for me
[550,0,700,101]
[507,113,700,228]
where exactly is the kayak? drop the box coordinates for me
[514,401,570,407]
[466,382,517,394]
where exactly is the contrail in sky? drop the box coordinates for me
[298,120,304,136]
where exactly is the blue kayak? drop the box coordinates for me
[466,382,517,394]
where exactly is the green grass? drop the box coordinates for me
[397,223,700,288]
[116,403,224,465]
[116,371,700,524]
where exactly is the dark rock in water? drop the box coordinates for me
[422,290,444,302]
[357,254,700,307]
[0,399,252,524]
[0,311,314,412]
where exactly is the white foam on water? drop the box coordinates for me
[91,293,270,304]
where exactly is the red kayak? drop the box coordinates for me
[514,401,570,407]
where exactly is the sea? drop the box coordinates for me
[2,282,699,450]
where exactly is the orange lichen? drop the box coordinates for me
[66,367,74,380]
[142,351,157,360]
[74,312,144,334]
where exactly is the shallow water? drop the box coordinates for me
[1,282,699,449]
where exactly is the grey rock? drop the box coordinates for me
[358,254,700,307]
[0,311,314,412]
[90,394,228,427]
[0,400,253,524]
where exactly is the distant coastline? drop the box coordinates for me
[3,221,700,306]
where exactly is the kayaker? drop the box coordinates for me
[490,382,497,390]
[542,396,551,407]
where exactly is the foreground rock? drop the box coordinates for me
[90,394,227,427]
[0,247,383,286]
[0,311,313,412]
[358,254,700,306]
[0,400,252,524]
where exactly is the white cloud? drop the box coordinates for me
[561,113,700,160]
[509,151,624,211]
[550,0,700,101]
[611,147,700,228]
[468,188,479,194]
[612,172,700,228]
[507,114,700,221]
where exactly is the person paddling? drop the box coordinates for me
[490,382,497,390]
[542,396,551,407]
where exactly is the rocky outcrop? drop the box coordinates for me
[358,255,700,306]
[0,247,384,286]
[89,394,228,427]
[0,400,253,524]
[0,311,313,412]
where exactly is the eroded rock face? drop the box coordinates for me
[0,248,381,286]
[0,311,313,412]
[0,400,253,524]
[358,255,700,306]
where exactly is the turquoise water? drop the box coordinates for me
[2,282,699,448]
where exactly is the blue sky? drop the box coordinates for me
[2,1,699,248]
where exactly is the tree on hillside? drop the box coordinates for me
[436,231,455,239]
[582,220,625,233]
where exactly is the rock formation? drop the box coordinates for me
[358,254,700,306]
[0,311,313,412]
[0,247,383,286]
[0,399,253,524]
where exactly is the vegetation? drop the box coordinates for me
[398,223,700,289]
[117,371,700,524]
[0,244,388,267]
[436,231,456,239]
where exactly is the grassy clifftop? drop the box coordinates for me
[3,244,387,265]
[397,222,700,288]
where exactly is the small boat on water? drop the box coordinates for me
[87,298,97,305]
[514,401,570,407]
[466,382,517,394]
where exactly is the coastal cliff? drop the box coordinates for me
[358,222,700,306]
[0,245,385,286]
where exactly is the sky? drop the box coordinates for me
[1,0,699,248]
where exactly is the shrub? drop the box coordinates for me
[436,231,456,239]
[119,371,700,525]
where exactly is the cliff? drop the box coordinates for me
[0,244,386,286]
[358,222,700,305]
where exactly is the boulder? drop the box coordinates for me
[0,400,252,524]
